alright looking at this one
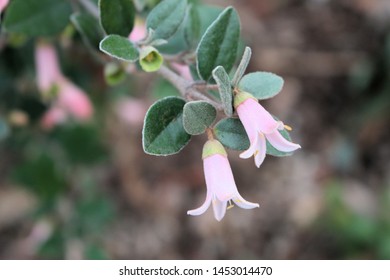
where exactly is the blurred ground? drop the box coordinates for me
[1,0,390,259]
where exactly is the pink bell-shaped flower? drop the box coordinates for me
[234,91,301,168]
[0,0,9,14]
[35,42,93,129]
[188,139,259,221]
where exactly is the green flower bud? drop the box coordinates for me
[233,90,257,109]
[104,62,126,86]
[139,46,163,72]
[202,139,227,159]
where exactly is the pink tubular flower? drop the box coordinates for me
[128,20,146,42]
[188,139,259,221]
[235,91,301,167]
[35,42,93,129]
[0,0,9,14]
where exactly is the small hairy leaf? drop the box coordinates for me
[212,66,233,116]
[183,101,217,135]
[214,118,249,151]
[238,72,284,100]
[3,0,72,37]
[71,12,104,50]
[99,35,139,62]
[146,0,188,40]
[99,0,136,36]
[143,97,191,156]
[232,46,252,86]
[184,4,201,49]
[196,6,240,81]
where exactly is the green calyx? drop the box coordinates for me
[139,46,163,72]
[233,90,257,109]
[202,139,227,159]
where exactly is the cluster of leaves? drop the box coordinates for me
[95,0,295,157]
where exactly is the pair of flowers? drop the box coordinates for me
[188,91,301,221]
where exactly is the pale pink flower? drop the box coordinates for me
[116,98,148,127]
[188,139,259,221]
[35,43,93,129]
[235,91,301,167]
[0,0,9,14]
[41,107,67,130]
[56,78,93,120]
[128,21,147,42]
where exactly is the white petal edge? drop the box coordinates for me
[212,199,227,221]
[266,130,301,152]
[240,132,259,159]
[233,195,259,209]
[187,192,212,216]
[254,133,267,168]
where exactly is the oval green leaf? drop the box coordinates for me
[238,72,284,100]
[196,6,240,81]
[214,118,249,151]
[142,97,191,156]
[71,12,104,50]
[183,101,217,135]
[184,4,201,49]
[99,35,139,62]
[99,0,136,36]
[3,0,72,37]
[232,46,252,86]
[212,66,233,116]
[146,0,188,40]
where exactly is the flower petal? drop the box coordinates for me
[212,199,227,221]
[187,191,212,216]
[233,194,259,209]
[254,133,267,168]
[240,132,259,159]
[266,129,301,152]
[237,98,279,134]
[204,154,237,202]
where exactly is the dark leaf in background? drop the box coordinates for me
[4,0,72,37]
[99,0,136,36]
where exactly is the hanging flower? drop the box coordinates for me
[234,91,301,167]
[188,139,259,221]
[0,0,9,14]
[35,42,93,129]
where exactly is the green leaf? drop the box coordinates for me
[143,97,191,156]
[183,101,216,135]
[3,0,72,37]
[232,46,252,86]
[12,153,67,201]
[99,0,136,36]
[184,4,201,48]
[196,6,240,81]
[146,0,188,40]
[238,72,284,100]
[214,118,249,151]
[55,124,107,164]
[99,35,139,62]
[266,128,294,157]
[212,66,233,116]
[71,12,104,50]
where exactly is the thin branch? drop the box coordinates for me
[157,65,224,111]
[79,0,99,19]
